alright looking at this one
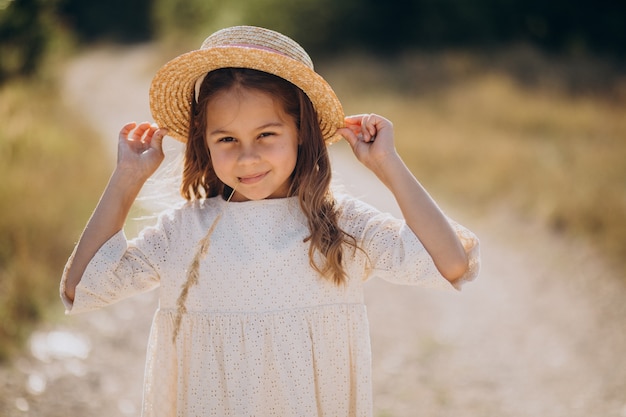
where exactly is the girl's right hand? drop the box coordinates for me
[116,122,167,181]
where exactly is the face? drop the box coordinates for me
[205,87,299,202]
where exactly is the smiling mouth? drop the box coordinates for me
[238,172,268,184]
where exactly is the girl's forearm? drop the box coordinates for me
[340,114,469,282]
[374,153,469,282]
[63,123,165,301]
[64,169,145,301]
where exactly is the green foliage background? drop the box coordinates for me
[0,79,110,360]
[2,0,626,83]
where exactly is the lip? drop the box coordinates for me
[238,171,268,185]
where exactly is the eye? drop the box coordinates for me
[258,132,275,139]
[218,136,236,143]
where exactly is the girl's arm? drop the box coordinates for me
[63,122,167,302]
[338,114,469,283]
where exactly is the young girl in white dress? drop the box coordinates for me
[61,26,480,417]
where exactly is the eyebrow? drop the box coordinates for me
[207,122,285,137]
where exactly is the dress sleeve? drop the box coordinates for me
[59,230,160,314]
[340,195,480,291]
[59,209,177,314]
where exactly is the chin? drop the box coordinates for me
[230,190,268,202]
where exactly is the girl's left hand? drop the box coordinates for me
[338,114,399,174]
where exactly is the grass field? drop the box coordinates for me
[324,49,626,271]
[1,45,624,361]
[0,79,110,361]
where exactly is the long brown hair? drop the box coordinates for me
[182,68,356,284]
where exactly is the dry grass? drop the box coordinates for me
[1,45,624,362]
[322,49,626,274]
[0,79,110,361]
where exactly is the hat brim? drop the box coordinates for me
[149,47,345,144]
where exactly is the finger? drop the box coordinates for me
[344,114,366,126]
[144,124,158,141]
[131,122,153,141]
[337,127,359,148]
[359,114,376,142]
[144,124,166,141]
[150,127,168,151]
[119,122,137,139]
[343,116,367,139]
[367,114,387,142]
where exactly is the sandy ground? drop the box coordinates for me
[1,45,625,417]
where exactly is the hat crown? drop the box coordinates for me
[200,26,314,70]
[150,25,343,144]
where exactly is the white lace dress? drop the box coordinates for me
[61,195,480,417]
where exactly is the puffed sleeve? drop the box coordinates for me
[339,195,480,290]
[60,210,176,315]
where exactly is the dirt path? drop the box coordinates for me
[1,45,625,417]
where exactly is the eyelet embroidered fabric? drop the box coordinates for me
[60,195,480,417]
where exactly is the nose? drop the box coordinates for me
[237,142,261,165]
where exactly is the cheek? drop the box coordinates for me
[272,143,298,170]
[207,148,230,175]
[288,146,299,170]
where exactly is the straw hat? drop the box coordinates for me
[149,26,344,144]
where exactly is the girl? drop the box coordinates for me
[61,26,479,416]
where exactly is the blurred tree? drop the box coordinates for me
[168,0,624,59]
[152,0,212,38]
[1,0,623,83]
[237,0,361,54]
[0,0,56,83]
[58,0,153,43]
